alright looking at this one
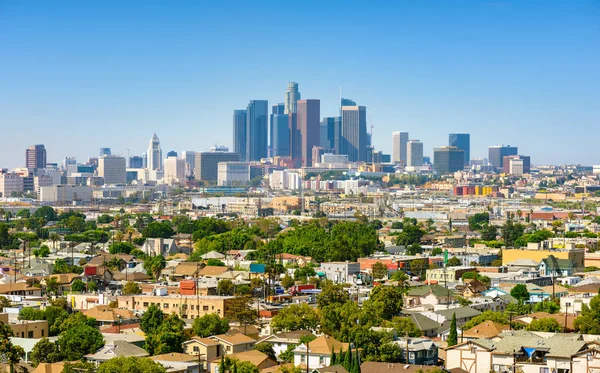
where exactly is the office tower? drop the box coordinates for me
[407,140,424,167]
[488,145,518,169]
[129,156,144,169]
[25,145,47,169]
[98,155,126,184]
[233,110,247,161]
[147,133,163,171]
[448,134,470,165]
[99,148,111,156]
[320,117,339,150]
[392,131,409,165]
[503,155,531,174]
[164,156,186,183]
[166,150,177,157]
[62,157,77,169]
[246,100,269,161]
[218,162,250,186]
[194,152,239,181]
[341,98,357,107]
[341,105,368,162]
[270,104,290,157]
[291,99,321,167]
[181,151,196,177]
[433,146,465,174]
[0,172,24,198]
[284,82,301,114]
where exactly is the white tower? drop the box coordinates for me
[147,133,162,171]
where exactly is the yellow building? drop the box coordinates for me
[117,295,233,319]
[502,248,584,271]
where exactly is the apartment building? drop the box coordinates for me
[117,294,233,318]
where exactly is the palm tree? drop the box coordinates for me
[114,214,121,231]
[568,212,575,223]
[49,232,60,254]
[517,210,522,221]
[114,231,124,243]
[126,226,135,245]
[394,271,410,295]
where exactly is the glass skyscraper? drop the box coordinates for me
[246,100,269,161]
[449,133,470,165]
[233,109,247,161]
[270,103,289,157]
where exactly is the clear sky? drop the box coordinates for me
[1,0,598,168]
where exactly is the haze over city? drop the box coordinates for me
[1,0,599,168]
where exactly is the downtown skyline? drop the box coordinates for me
[1,1,598,168]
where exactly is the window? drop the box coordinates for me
[320,356,325,365]
[203,306,209,311]
[227,346,231,351]
[409,352,415,360]
[540,368,549,373]
[28,331,33,338]
[163,303,169,308]
[300,355,306,363]
[193,346,199,352]
[42,330,44,337]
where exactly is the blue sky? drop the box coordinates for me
[0,0,598,168]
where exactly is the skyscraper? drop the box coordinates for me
[25,144,47,169]
[181,151,196,177]
[341,105,368,162]
[246,100,269,161]
[407,140,424,167]
[433,146,465,174]
[99,148,111,156]
[147,133,162,171]
[233,110,247,161]
[284,82,300,114]
[166,150,177,157]
[129,156,144,169]
[292,99,321,167]
[488,145,518,169]
[270,104,289,157]
[320,117,339,150]
[98,155,126,184]
[449,134,470,165]
[392,132,409,165]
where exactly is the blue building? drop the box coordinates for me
[449,133,470,165]
[233,109,247,162]
[270,103,289,157]
[246,100,269,161]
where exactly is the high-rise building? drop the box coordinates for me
[166,150,177,157]
[194,152,240,181]
[503,155,531,175]
[488,145,518,169]
[218,162,250,186]
[233,110,247,162]
[448,134,470,165]
[129,156,144,169]
[341,98,357,107]
[291,99,321,167]
[341,106,368,162]
[147,133,163,171]
[246,100,268,162]
[284,82,301,114]
[407,140,424,167]
[25,145,47,170]
[181,151,196,177]
[392,132,409,165]
[99,148,111,156]
[320,117,339,151]
[433,146,465,175]
[270,104,289,157]
[164,156,186,183]
[98,155,126,184]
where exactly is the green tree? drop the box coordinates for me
[58,313,96,334]
[281,274,295,289]
[480,224,499,241]
[409,259,427,277]
[97,357,167,373]
[144,314,186,355]
[447,256,462,267]
[71,278,85,292]
[206,258,225,266]
[33,245,51,257]
[431,247,443,256]
[0,321,25,372]
[317,283,349,308]
[378,343,404,363]
[142,221,175,238]
[534,299,560,314]
[271,303,319,332]
[362,286,403,321]
[144,255,166,281]
[192,313,230,337]
[122,281,142,295]
[372,262,389,280]
[461,310,509,330]
[510,284,530,303]
[34,206,57,221]
[395,224,424,246]
[254,342,276,361]
[526,318,563,332]
[447,313,458,347]
[18,307,46,321]
[468,213,489,230]
[501,220,525,247]
[66,215,86,233]
[57,324,104,360]
[141,304,164,334]
[574,296,600,334]
[225,296,258,334]
[30,338,61,367]
[278,344,297,363]
[109,242,134,254]
[218,279,235,296]
[389,316,423,337]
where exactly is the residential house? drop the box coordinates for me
[258,330,315,358]
[0,283,41,296]
[83,305,138,327]
[409,313,441,338]
[293,336,349,370]
[209,350,277,373]
[46,273,81,294]
[461,321,510,341]
[391,338,438,365]
[142,238,179,257]
[505,259,540,273]
[539,255,575,277]
[445,330,589,373]
[150,353,200,373]
[434,307,482,326]
[404,285,455,307]
[182,337,221,371]
[85,340,149,362]
[426,267,476,283]
[276,253,313,267]
[320,262,360,284]
[201,251,226,260]
[360,362,443,373]
[210,332,256,355]
[513,312,576,332]
[455,279,488,298]
[199,266,230,279]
